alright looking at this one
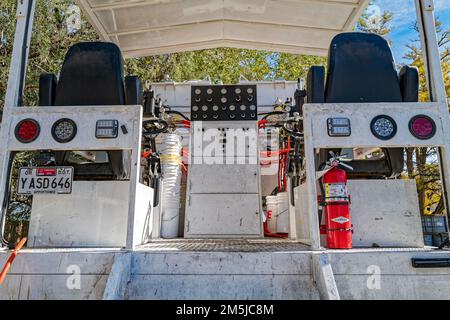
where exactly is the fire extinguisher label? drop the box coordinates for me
[325,183,348,200]
[331,216,350,224]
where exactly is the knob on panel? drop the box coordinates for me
[191,85,257,121]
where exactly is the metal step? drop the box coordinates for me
[2,243,450,300]
[125,249,320,300]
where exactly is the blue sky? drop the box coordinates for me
[371,0,450,64]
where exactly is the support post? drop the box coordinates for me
[0,0,35,248]
[4,0,36,110]
[414,0,447,105]
[415,0,450,223]
[287,178,298,240]
[312,252,340,300]
[303,114,322,250]
[125,109,144,249]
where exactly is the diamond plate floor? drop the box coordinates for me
[136,238,311,252]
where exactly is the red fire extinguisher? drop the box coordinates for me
[321,155,353,249]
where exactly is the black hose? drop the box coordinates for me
[166,110,190,121]
[142,119,169,137]
[283,121,302,138]
[259,111,286,120]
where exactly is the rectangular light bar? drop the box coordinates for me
[96,120,119,139]
[327,117,351,137]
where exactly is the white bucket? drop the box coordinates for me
[266,195,278,233]
[276,192,289,233]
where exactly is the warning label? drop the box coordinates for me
[325,183,348,200]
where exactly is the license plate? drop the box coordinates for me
[17,167,74,195]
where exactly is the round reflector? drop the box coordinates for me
[52,118,77,143]
[409,115,436,140]
[370,115,397,140]
[15,119,40,143]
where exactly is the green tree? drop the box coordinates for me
[404,19,450,105]
[1,0,324,244]
[1,0,326,111]
[272,53,326,81]
[0,0,99,109]
[356,9,394,36]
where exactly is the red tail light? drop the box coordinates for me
[15,119,40,143]
[409,115,436,140]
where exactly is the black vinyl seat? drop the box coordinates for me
[38,42,143,179]
[306,32,419,177]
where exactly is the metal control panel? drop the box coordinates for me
[191,85,257,121]
[185,119,263,238]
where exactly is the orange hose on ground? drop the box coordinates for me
[0,237,27,285]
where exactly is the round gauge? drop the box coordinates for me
[235,88,241,94]
[370,115,397,140]
[195,89,201,95]
[192,105,199,112]
[247,88,253,94]
[212,105,219,111]
[221,106,227,111]
[249,105,256,111]
[202,114,208,119]
[229,105,236,111]
[230,114,236,119]
[240,105,246,111]
[213,114,219,119]
[192,114,198,119]
[221,88,227,95]
[221,97,227,103]
[202,105,208,111]
[207,88,213,95]
[241,114,246,118]
[250,113,255,118]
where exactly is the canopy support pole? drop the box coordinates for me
[0,0,35,248]
[414,0,447,105]
[4,0,36,110]
[415,0,450,232]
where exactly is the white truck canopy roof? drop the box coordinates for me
[76,0,369,58]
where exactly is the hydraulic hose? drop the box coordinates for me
[159,134,182,238]
[259,111,286,120]
[166,110,190,121]
[142,119,169,138]
[283,121,302,138]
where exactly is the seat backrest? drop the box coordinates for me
[325,32,402,103]
[54,42,125,106]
